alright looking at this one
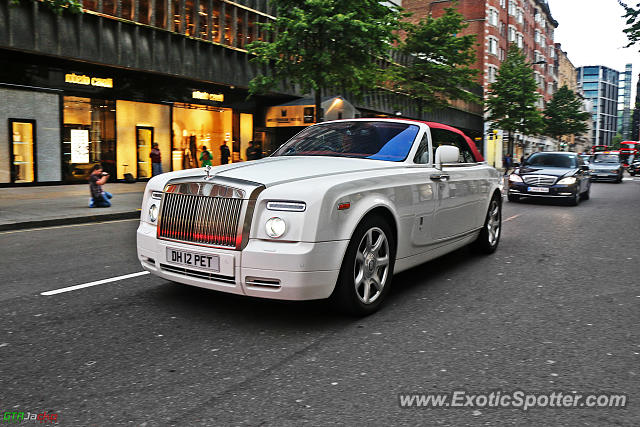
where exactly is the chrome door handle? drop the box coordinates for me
[430,173,450,181]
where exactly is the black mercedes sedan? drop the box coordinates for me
[508,152,591,206]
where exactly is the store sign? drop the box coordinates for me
[65,73,113,88]
[192,91,224,102]
[266,105,314,127]
[70,129,90,163]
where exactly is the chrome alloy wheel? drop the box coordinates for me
[353,227,390,305]
[487,199,501,247]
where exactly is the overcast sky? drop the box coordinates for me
[547,0,639,100]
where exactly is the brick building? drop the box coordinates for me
[403,0,560,158]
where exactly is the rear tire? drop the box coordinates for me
[331,215,395,316]
[472,195,501,254]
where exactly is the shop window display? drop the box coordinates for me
[62,97,116,182]
[172,103,233,170]
[8,120,36,183]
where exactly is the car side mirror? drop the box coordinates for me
[435,145,459,169]
[580,165,590,171]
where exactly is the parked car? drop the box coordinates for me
[627,160,640,176]
[589,152,624,183]
[507,152,591,205]
[137,119,503,315]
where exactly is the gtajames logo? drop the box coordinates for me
[2,411,58,423]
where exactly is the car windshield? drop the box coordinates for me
[525,153,576,168]
[592,154,620,163]
[271,121,420,162]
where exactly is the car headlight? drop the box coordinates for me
[509,174,523,182]
[267,201,306,212]
[265,217,286,238]
[557,177,577,185]
[148,203,159,222]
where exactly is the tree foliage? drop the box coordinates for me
[10,0,82,15]
[388,6,479,113]
[619,1,640,48]
[485,45,544,155]
[247,0,402,122]
[543,85,590,141]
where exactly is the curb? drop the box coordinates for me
[0,210,141,232]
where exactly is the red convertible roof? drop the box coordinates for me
[364,118,485,162]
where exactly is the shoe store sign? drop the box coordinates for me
[65,73,114,88]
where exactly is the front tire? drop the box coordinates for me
[472,195,502,254]
[331,215,395,316]
[568,190,580,206]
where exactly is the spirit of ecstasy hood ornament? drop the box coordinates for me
[204,165,213,180]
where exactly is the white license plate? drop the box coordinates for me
[528,187,549,193]
[166,248,220,272]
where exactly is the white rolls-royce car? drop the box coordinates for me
[137,119,502,315]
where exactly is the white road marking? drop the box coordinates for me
[623,177,634,181]
[504,214,522,222]
[0,218,139,235]
[41,271,150,296]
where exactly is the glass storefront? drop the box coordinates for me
[8,119,36,183]
[172,103,234,170]
[62,96,116,182]
[115,100,171,179]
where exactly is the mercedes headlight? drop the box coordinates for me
[509,174,523,182]
[557,177,577,185]
[265,217,286,238]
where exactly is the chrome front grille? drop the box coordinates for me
[522,175,557,186]
[157,193,244,248]
[159,263,236,284]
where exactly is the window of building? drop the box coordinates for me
[138,0,151,25]
[155,0,167,28]
[540,35,546,49]
[488,65,499,84]
[185,0,195,36]
[548,64,554,76]
[8,119,36,183]
[62,97,116,182]
[547,82,554,94]
[488,36,498,56]
[172,0,182,33]
[540,18,546,29]
[121,0,134,20]
[508,0,517,16]
[488,7,499,27]
[517,7,524,24]
[516,33,524,48]
[534,29,540,44]
[198,0,209,40]
[508,25,516,42]
[499,47,505,61]
[500,0,506,8]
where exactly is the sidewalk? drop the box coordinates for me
[0,182,146,231]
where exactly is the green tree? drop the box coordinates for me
[619,1,640,47]
[543,85,590,143]
[10,0,82,14]
[485,45,544,156]
[388,6,479,114]
[611,133,624,149]
[247,0,402,122]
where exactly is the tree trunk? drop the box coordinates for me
[315,89,323,123]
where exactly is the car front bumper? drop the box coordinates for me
[137,222,348,301]
[508,182,578,198]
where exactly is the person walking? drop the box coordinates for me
[219,141,230,165]
[150,142,163,176]
[200,145,213,167]
[246,140,261,161]
[503,154,512,175]
[88,164,113,208]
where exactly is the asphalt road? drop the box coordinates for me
[1,178,639,426]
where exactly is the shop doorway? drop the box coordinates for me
[136,126,154,179]
[8,119,36,183]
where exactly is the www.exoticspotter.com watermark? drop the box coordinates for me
[398,390,628,411]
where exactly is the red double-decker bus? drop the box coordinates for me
[619,141,640,167]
